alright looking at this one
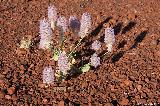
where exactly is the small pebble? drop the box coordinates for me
[145,78,149,83]
[7,87,15,95]
[42,98,48,103]
[120,98,129,105]
[0,91,4,99]
[5,95,11,100]
[58,101,64,106]
[137,85,142,91]
[12,94,18,101]
[38,83,45,88]
[124,80,131,86]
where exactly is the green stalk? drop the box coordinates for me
[60,28,64,51]
[101,51,109,58]
[69,38,83,56]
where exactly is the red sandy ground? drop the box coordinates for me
[0,0,160,105]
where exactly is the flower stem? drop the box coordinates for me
[101,51,109,58]
[69,38,83,56]
[59,28,64,51]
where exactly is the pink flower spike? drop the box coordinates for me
[79,12,91,38]
[104,27,115,52]
[43,66,54,84]
[39,18,53,49]
[57,16,68,32]
[69,16,80,33]
[90,53,100,68]
[48,5,57,30]
[58,52,69,73]
[91,40,101,51]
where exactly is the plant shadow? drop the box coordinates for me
[66,17,113,80]
[118,40,127,49]
[111,51,125,63]
[130,30,148,49]
[66,19,148,80]
[83,16,113,47]
[113,22,123,35]
[122,21,136,34]
[111,100,118,106]
[91,16,112,37]
[30,35,40,53]
[64,99,81,106]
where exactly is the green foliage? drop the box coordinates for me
[19,37,31,49]
[52,49,59,61]
[80,63,90,73]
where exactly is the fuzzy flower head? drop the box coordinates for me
[104,27,115,52]
[91,40,101,51]
[48,5,57,30]
[79,12,91,38]
[69,16,80,33]
[43,66,54,84]
[57,16,68,32]
[39,18,53,49]
[90,53,100,68]
[58,51,69,73]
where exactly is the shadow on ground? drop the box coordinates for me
[67,18,148,81]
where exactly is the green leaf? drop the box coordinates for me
[80,63,90,73]
[53,49,59,61]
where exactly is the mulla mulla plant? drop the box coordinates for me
[37,4,116,84]
[53,12,92,81]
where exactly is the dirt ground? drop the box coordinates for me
[0,0,160,105]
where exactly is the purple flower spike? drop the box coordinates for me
[58,52,69,73]
[43,66,54,84]
[48,5,57,30]
[39,18,53,49]
[79,12,91,38]
[69,16,80,33]
[57,16,68,32]
[104,27,115,52]
[90,53,100,68]
[91,40,101,51]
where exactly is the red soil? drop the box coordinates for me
[0,0,160,105]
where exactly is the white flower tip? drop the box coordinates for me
[48,5,57,30]
[57,16,68,32]
[91,40,101,51]
[90,53,100,68]
[107,43,113,52]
